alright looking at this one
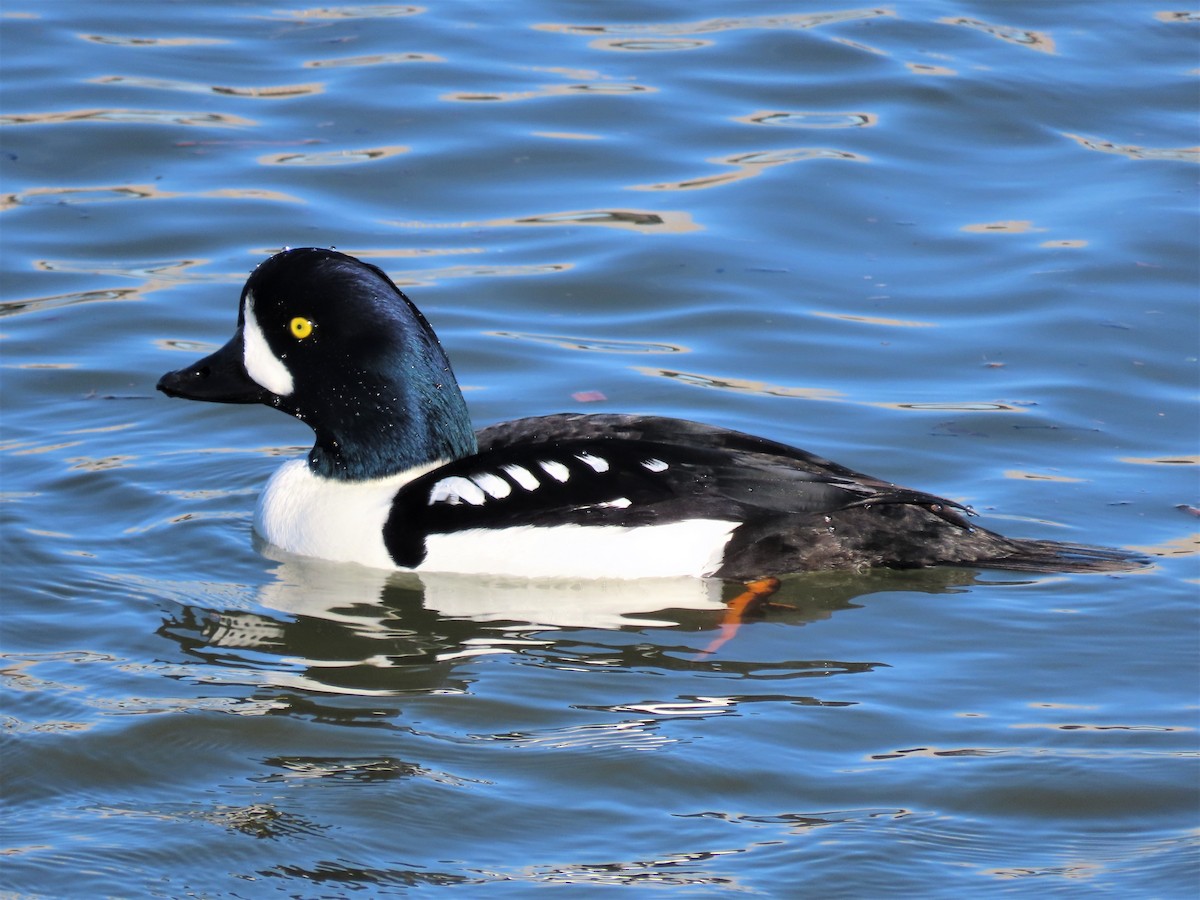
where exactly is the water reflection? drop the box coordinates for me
[264,862,475,889]
[0,288,139,318]
[35,257,214,281]
[939,17,1057,54]
[962,220,1046,234]
[0,258,219,317]
[90,76,324,99]
[532,131,601,140]
[635,365,843,400]
[809,310,935,327]
[0,109,254,128]
[156,551,987,704]
[1155,11,1200,22]
[370,261,571,287]
[517,851,743,888]
[535,9,893,38]
[490,331,687,354]
[1003,470,1084,483]
[906,62,956,77]
[269,5,423,20]
[736,110,878,129]
[256,145,408,166]
[633,147,864,192]
[386,209,700,234]
[77,34,228,47]
[254,756,439,785]
[305,52,442,68]
[1062,132,1200,163]
[0,184,180,210]
[590,39,712,52]
[83,800,325,841]
[504,209,695,231]
[876,401,1024,412]
[444,83,654,103]
[1119,455,1199,466]
[0,183,303,211]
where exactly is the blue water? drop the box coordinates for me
[2,2,1197,897]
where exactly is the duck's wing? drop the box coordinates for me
[381,414,971,566]
[475,413,973,518]
[476,413,871,479]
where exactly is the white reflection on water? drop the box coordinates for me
[535,9,894,38]
[0,108,255,127]
[90,75,325,99]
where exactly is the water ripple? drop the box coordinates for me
[77,34,228,47]
[590,38,712,52]
[633,147,865,192]
[0,258,226,317]
[471,720,678,753]
[305,52,442,68]
[870,744,1194,761]
[386,209,700,234]
[634,366,844,401]
[252,755,474,786]
[939,17,1057,54]
[0,288,140,318]
[90,801,324,840]
[536,9,894,38]
[737,109,878,128]
[0,108,254,127]
[810,310,936,327]
[510,850,745,888]
[263,861,479,889]
[599,692,855,718]
[489,331,687,354]
[90,76,324,99]
[268,4,423,20]
[445,82,654,103]
[1,183,303,210]
[381,262,571,287]
[1062,132,1200,163]
[1,184,178,210]
[256,145,408,166]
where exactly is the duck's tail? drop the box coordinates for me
[973,537,1149,574]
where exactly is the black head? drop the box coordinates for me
[158,248,477,479]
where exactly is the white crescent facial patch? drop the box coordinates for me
[242,291,295,397]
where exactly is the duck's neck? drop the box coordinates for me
[305,374,477,482]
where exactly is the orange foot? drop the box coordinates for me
[697,576,782,658]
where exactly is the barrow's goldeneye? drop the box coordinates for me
[157,248,1141,579]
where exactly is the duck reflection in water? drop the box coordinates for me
[157,549,1008,703]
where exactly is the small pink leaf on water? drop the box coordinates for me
[571,390,607,403]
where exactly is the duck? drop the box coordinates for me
[157,247,1141,581]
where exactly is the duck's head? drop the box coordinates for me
[158,248,477,480]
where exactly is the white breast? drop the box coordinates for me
[254,459,441,569]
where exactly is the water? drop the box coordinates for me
[2,2,1197,896]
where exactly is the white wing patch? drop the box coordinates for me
[502,463,539,491]
[242,292,294,397]
[575,451,609,473]
[471,472,511,499]
[429,475,487,506]
[539,460,571,483]
[641,457,669,473]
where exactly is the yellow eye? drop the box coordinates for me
[289,317,314,340]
